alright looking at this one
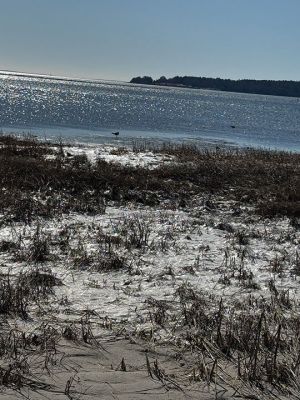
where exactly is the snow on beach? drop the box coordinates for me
[1,142,299,325]
[60,142,175,168]
[1,199,299,323]
[1,139,300,399]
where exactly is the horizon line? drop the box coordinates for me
[1,68,299,84]
[0,68,128,85]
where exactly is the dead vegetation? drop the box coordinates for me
[0,134,300,398]
[140,282,300,398]
[0,269,62,318]
[0,135,299,222]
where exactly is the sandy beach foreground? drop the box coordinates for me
[0,135,299,399]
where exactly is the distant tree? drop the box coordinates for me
[141,76,153,84]
[130,76,153,84]
[130,75,300,97]
[157,76,167,84]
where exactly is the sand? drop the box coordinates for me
[0,141,299,399]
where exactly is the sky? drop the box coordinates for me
[0,0,299,82]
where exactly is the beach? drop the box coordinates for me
[0,135,299,399]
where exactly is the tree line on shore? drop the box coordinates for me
[130,75,300,97]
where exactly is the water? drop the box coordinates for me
[0,71,299,151]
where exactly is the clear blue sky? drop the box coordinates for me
[0,0,299,81]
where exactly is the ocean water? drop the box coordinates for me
[0,71,299,151]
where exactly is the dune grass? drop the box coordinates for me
[0,134,299,222]
[0,134,299,398]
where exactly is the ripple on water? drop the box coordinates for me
[0,73,299,151]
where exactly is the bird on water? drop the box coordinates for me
[112,131,120,137]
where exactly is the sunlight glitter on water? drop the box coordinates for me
[0,72,299,151]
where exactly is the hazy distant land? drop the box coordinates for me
[130,75,300,97]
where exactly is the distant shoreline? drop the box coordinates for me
[2,69,300,98]
[0,69,128,86]
[130,75,300,98]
